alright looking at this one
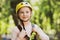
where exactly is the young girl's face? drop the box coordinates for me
[18,7,32,22]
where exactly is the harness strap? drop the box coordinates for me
[30,24,37,40]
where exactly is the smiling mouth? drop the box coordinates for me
[23,17,27,19]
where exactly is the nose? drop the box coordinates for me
[23,12,27,16]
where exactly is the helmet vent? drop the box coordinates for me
[26,2,28,4]
[21,3,23,5]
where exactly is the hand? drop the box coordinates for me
[18,29,26,39]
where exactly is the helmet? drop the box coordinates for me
[16,2,32,13]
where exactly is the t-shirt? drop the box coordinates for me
[10,22,34,40]
[9,22,49,40]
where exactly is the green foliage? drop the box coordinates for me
[30,32,36,40]
[0,0,15,34]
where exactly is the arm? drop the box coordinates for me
[11,31,25,40]
[10,27,21,40]
[10,26,27,40]
[33,24,49,40]
[11,28,19,40]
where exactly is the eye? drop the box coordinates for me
[26,11,29,13]
[20,11,24,13]
[18,11,24,14]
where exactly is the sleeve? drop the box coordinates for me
[11,31,17,40]
[10,27,19,40]
[33,24,49,40]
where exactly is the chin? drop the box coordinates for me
[22,19,30,22]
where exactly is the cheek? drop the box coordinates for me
[18,14,23,18]
[27,13,31,17]
[28,13,32,18]
[30,12,32,16]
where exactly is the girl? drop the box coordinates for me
[11,2,49,40]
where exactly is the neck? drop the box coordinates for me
[21,21,30,27]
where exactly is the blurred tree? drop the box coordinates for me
[0,0,11,40]
[0,0,11,34]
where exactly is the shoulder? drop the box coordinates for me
[32,24,40,29]
[8,26,20,34]
[32,24,41,31]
